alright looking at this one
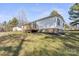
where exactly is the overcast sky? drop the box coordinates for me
[0,3,73,24]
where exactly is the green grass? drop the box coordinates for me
[0,31,79,56]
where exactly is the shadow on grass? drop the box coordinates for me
[0,32,79,56]
[44,32,79,43]
[13,39,25,56]
[0,34,26,56]
[0,46,15,52]
[42,32,79,55]
[0,39,25,56]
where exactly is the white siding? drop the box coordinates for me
[36,17,57,29]
[36,16,64,30]
[56,17,64,30]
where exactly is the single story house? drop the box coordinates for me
[25,11,65,33]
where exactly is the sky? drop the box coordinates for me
[0,3,73,24]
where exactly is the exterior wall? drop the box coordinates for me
[31,22,37,30]
[42,28,58,33]
[76,24,79,30]
[70,24,79,30]
[55,17,64,30]
[24,23,38,32]
[36,17,57,30]
[12,27,23,32]
[41,28,63,33]
[36,16,64,31]
[23,24,31,30]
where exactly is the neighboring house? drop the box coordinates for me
[70,25,79,30]
[26,11,65,33]
[76,24,79,30]
[13,27,23,32]
[73,23,79,30]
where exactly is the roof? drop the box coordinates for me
[31,16,64,23]
[30,11,64,23]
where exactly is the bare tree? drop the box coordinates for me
[17,10,28,27]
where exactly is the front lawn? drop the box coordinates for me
[0,31,79,56]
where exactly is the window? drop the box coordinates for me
[57,18,60,26]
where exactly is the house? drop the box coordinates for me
[70,24,79,30]
[26,11,65,33]
[12,27,23,32]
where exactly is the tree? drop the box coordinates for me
[50,10,60,16]
[69,3,79,29]
[7,17,18,31]
[2,21,7,26]
[50,10,64,20]
[2,21,7,31]
[17,10,28,26]
[9,17,18,27]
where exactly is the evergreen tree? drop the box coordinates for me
[69,3,79,28]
